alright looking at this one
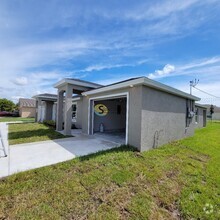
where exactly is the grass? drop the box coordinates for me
[0,117,35,123]
[0,123,219,219]
[8,123,69,145]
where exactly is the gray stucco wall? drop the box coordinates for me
[36,99,57,122]
[45,101,54,121]
[127,86,142,149]
[36,100,46,122]
[195,107,207,128]
[82,97,90,134]
[140,86,195,151]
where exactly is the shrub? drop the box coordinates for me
[43,120,56,128]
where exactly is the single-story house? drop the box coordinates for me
[32,93,57,122]
[194,103,207,127]
[34,77,207,151]
[18,98,36,118]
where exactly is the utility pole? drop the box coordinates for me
[190,79,199,95]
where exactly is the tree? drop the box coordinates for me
[0,98,16,112]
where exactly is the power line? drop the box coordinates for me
[193,86,220,99]
[200,97,218,102]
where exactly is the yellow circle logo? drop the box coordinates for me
[94,104,108,116]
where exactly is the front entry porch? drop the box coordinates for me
[54,79,102,135]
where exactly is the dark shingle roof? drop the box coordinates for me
[19,98,36,108]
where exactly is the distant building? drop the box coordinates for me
[32,93,57,122]
[203,104,220,120]
[195,103,207,127]
[18,98,36,118]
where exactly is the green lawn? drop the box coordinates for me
[0,117,35,123]
[8,123,69,145]
[0,123,219,219]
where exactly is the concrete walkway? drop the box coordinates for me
[0,123,121,178]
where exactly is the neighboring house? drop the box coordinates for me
[18,98,36,118]
[195,103,207,128]
[32,93,57,122]
[204,104,220,120]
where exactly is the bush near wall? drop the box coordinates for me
[43,120,56,128]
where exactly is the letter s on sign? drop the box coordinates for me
[94,104,108,116]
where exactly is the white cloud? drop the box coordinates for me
[126,0,199,21]
[0,0,219,104]
[147,56,220,106]
[12,77,28,86]
[83,59,150,72]
[149,64,175,79]
[84,63,141,72]
[148,56,220,79]
[0,39,95,75]
[178,56,220,71]
[84,65,108,72]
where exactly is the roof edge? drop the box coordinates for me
[82,77,145,96]
[143,78,200,101]
[53,78,102,89]
[82,77,200,101]
[195,103,208,109]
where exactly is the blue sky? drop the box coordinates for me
[0,0,220,105]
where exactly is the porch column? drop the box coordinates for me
[52,103,57,121]
[56,90,64,131]
[64,85,73,135]
[35,99,38,122]
[44,101,48,121]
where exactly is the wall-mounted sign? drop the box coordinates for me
[94,104,108,116]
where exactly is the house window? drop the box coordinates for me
[72,103,77,122]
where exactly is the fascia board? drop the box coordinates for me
[143,78,200,101]
[82,78,145,96]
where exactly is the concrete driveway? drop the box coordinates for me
[0,123,121,178]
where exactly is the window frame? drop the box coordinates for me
[72,102,77,123]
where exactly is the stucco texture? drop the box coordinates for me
[195,107,207,128]
[140,86,195,151]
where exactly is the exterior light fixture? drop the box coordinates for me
[130,85,134,88]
